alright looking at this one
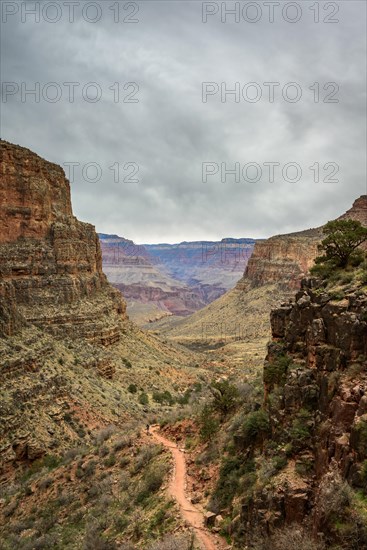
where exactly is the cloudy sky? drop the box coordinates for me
[1,0,366,243]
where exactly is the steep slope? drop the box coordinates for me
[0,141,203,472]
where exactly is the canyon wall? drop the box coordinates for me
[0,140,126,344]
[241,277,367,542]
[244,229,321,289]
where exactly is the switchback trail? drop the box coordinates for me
[150,426,228,550]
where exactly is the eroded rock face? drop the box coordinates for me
[339,195,367,225]
[0,140,126,344]
[245,278,367,538]
[245,232,321,289]
[0,142,72,243]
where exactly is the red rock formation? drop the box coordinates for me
[0,140,126,344]
[338,195,367,224]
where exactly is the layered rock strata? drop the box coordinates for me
[0,140,126,344]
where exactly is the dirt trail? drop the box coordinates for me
[150,426,228,550]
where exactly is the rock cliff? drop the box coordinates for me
[0,140,126,344]
[240,274,367,545]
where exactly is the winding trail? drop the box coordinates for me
[150,426,227,550]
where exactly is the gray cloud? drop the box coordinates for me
[1,0,366,242]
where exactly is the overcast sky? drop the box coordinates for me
[1,0,366,243]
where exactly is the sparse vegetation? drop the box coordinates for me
[153,390,175,406]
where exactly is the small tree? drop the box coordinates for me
[315,219,367,269]
[199,405,219,442]
[210,380,239,416]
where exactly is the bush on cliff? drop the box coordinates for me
[264,355,292,387]
[241,410,270,447]
[311,219,367,276]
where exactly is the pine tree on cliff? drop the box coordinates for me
[314,219,367,269]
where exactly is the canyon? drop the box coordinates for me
[1,139,366,549]
[99,233,255,324]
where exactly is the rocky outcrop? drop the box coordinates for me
[244,231,321,289]
[339,195,367,225]
[241,276,367,542]
[0,140,127,344]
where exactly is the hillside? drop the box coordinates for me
[0,141,207,471]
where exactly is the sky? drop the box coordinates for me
[1,0,366,243]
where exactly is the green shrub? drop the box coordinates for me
[213,455,256,509]
[210,380,239,416]
[241,410,270,446]
[264,355,292,387]
[138,392,149,406]
[289,409,312,451]
[177,389,191,405]
[104,454,116,468]
[199,405,219,442]
[329,290,345,301]
[128,384,137,394]
[273,455,288,472]
[135,464,167,504]
[152,391,175,406]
